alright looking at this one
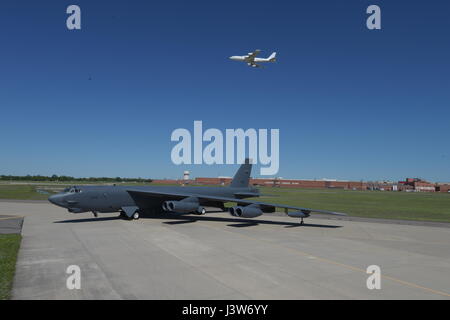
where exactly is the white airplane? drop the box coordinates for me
[229,49,277,68]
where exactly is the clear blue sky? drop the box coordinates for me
[1,0,449,182]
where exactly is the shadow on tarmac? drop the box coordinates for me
[53,211,342,229]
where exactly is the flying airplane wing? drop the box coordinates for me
[247,49,261,59]
[126,189,346,216]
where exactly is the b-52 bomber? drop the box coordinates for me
[48,160,346,224]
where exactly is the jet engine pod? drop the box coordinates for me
[229,205,263,218]
[162,200,200,213]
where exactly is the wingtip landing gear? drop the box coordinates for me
[300,217,304,225]
[92,211,98,218]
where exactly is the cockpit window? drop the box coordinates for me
[64,187,81,193]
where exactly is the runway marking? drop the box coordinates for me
[196,218,450,298]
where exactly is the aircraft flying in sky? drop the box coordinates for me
[48,160,345,224]
[229,50,277,68]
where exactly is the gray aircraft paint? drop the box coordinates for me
[48,160,345,222]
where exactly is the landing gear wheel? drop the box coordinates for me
[300,218,304,225]
[198,207,206,215]
[132,211,140,220]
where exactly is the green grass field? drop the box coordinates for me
[0,234,21,300]
[0,183,449,222]
[257,187,450,222]
[0,182,154,200]
[0,185,53,200]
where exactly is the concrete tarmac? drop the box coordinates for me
[0,215,24,234]
[1,200,449,299]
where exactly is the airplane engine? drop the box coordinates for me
[229,205,263,218]
[162,200,200,213]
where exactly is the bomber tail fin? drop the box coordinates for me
[230,159,252,188]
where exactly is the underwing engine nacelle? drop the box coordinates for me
[162,199,205,215]
[229,205,263,218]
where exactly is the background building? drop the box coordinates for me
[194,177,367,190]
[150,171,448,193]
[436,183,450,193]
[399,178,436,192]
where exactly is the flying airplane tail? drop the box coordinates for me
[268,52,276,62]
[230,159,252,188]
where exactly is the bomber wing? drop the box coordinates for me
[126,189,346,216]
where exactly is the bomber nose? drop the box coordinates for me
[48,194,65,207]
